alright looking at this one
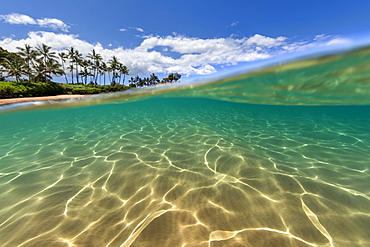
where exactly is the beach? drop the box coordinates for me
[0,94,87,106]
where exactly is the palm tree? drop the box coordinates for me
[58,52,69,83]
[44,58,64,81]
[149,73,159,86]
[0,47,7,64]
[74,50,83,83]
[73,50,83,84]
[67,64,74,84]
[67,47,75,83]
[67,47,83,84]
[118,64,129,85]
[87,49,102,84]
[135,76,146,87]
[16,44,38,82]
[33,61,48,83]
[128,76,135,85]
[79,59,93,84]
[162,73,182,83]
[36,43,57,65]
[0,57,24,82]
[93,59,102,84]
[173,73,181,82]
[99,61,108,86]
[86,59,95,84]
[108,56,120,84]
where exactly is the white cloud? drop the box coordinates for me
[231,21,238,27]
[121,27,144,32]
[0,31,347,77]
[37,18,69,32]
[0,31,94,54]
[0,13,69,32]
[0,13,36,25]
[242,34,286,48]
[325,38,349,45]
[314,34,332,41]
[281,35,349,52]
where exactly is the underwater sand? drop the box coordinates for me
[0,44,370,247]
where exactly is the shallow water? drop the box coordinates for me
[1,45,370,247]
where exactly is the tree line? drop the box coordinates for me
[128,72,181,87]
[0,44,181,87]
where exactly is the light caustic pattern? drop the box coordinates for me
[0,98,369,247]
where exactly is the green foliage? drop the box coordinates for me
[62,83,131,94]
[1,44,183,97]
[0,47,20,63]
[161,73,181,83]
[128,73,182,87]
[0,81,134,98]
[104,84,131,92]
[1,45,182,90]
[63,84,104,94]
[1,45,64,83]
[0,81,67,98]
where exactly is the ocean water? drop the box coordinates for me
[0,45,370,247]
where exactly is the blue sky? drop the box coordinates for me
[1,0,370,82]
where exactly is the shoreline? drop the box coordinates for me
[0,95,88,106]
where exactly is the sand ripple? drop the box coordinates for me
[0,98,369,246]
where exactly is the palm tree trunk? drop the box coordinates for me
[75,62,79,83]
[95,72,98,84]
[61,62,68,83]
[27,60,31,83]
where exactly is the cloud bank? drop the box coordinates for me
[0,30,347,77]
[0,13,69,32]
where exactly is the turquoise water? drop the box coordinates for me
[1,45,370,246]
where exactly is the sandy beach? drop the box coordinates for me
[0,95,87,106]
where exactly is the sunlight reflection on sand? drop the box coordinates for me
[0,98,369,246]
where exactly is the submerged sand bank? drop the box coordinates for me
[0,95,87,106]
